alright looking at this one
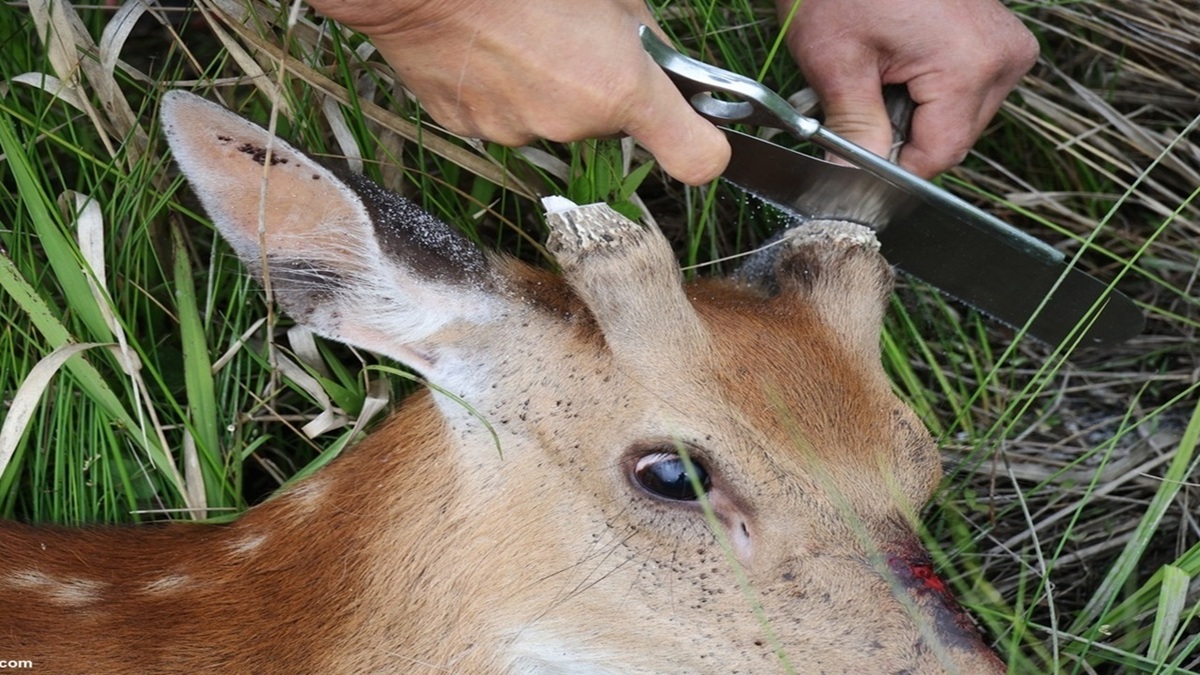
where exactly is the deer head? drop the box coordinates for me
[0,91,1003,674]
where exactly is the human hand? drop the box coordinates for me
[778,0,1039,178]
[303,0,731,186]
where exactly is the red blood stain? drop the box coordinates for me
[908,559,948,594]
[885,549,997,659]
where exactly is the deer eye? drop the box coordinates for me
[633,452,710,501]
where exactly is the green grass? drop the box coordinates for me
[2,0,1198,672]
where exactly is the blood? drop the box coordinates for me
[882,548,1006,666]
[908,558,948,594]
[885,550,981,647]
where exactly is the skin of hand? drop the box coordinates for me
[302,0,731,185]
[304,0,1037,184]
[778,0,1039,178]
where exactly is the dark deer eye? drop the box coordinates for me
[633,452,710,501]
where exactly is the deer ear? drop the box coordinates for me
[160,91,517,379]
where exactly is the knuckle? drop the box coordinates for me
[1013,29,1041,71]
[983,20,1040,78]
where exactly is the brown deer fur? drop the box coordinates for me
[0,92,1004,674]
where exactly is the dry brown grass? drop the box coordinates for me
[926,2,1200,670]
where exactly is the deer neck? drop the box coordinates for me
[1,392,520,673]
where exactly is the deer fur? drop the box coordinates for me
[0,91,1004,674]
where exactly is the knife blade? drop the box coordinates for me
[721,130,1145,347]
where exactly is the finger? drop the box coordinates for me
[898,70,1018,178]
[897,98,981,178]
[811,76,894,165]
[622,65,731,186]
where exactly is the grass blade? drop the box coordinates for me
[1148,564,1189,663]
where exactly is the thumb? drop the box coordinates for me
[623,65,731,186]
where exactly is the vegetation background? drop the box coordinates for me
[0,0,1196,671]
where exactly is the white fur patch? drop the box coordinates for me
[509,629,625,675]
[228,531,268,556]
[287,478,328,514]
[141,574,191,594]
[7,570,104,605]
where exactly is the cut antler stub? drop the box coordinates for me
[542,197,643,258]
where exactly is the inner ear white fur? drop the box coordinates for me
[161,91,530,388]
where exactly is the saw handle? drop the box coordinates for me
[882,84,915,163]
[641,26,912,172]
[638,26,822,137]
